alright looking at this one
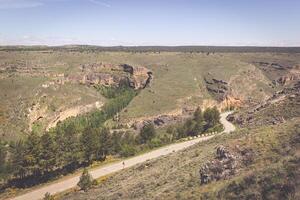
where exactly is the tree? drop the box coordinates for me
[184,119,197,136]
[0,143,7,168]
[77,168,93,192]
[122,131,136,146]
[110,131,122,154]
[166,125,178,140]
[193,107,204,134]
[203,106,220,128]
[80,127,99,163]
[24,132,42,176]
[55,122,82,170]
[176,126,187,139]
[10,140,27,179]
[43,192,54,200]
[120,144,136,157]
[193,122,204,134]
[40,132,57,174]
[140,123,156,144]
[98,128,111,161]
[0,143,7,170]
[194,107,203,123]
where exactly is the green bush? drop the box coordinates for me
[148,137,162,148]
[140,123,156,144]
[120,144,136,157]
[77,168,93,192]
[43,192,54,200]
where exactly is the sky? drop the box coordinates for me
[0,0,299,46]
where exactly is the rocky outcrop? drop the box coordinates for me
[72,63,152,90]
[199,146,254,185]
[199,146,239,184]
[120,64,153,89]
[133,114,189,131]
[253,61,299,86]
[229,81,300,127]
[80,62,119,73]
[219,95,242,111]
[0,61,66,78]
[124,108,193,131]
[276,69,300,86]
[204,73,229,101]
[84,73,122,86]
[28,101,48,131]
[253,61,293,70]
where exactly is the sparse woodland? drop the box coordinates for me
[0,84,221,190]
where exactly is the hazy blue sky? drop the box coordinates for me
[0,0,299,46]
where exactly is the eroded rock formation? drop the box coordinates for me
[254,61,300,86]
[72,63,153,89]
[199,145,254,185]
[204,73,243,110]
[228,80,300,127]
[204,74,229,101]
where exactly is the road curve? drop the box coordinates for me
[10,111,235,200]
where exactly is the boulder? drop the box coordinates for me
[199,146,239,185]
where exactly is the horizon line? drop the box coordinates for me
[1,44,300,48]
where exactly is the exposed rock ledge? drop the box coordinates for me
[69,63,153,90]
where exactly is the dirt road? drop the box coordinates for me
[10,111,234,200]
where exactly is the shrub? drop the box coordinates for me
[43,192,54,200]
[148,137,162,148]
[77,168,93,192]
[203,106,220,129]
[140,123,156,144]
[120,144,136,157]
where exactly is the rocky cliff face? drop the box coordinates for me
[204,73,243,110]
[120,64,153,89]
[229,80,300,127]
[276,66,300,86]
[204,73,229,101]
[70,63,152,90]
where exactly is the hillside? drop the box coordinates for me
[1,0,300,199]
[0,48,299,200]
[56,51,300,200]
[2,50,296,141]
[61,117,300,200]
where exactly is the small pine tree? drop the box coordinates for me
[140,123,156,144]
[0,143,7,171]
[203,106,220,128]
[43,192,54,200]
[77,168,93,192]
[193,107,203,123]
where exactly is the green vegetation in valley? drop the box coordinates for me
[0,84,137,189]
[0,94,222,191]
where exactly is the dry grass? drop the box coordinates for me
[0,51,298,141]
[60,117,300,200]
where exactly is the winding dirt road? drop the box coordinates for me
[10,111,235,200]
